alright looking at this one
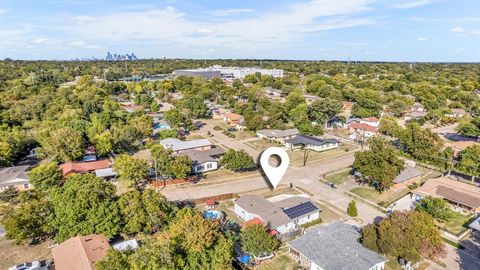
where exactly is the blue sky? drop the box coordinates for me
[0,0,479,62]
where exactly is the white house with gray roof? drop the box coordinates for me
[181,147,225,173]
[256,128,299,143]
[285,135,340,152]
[234,194,320,234]
[160,138,213,153]
[288,222,387,270]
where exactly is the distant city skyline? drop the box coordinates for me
[0,0,479,62]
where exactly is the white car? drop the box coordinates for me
[254,252,274,261]
[8,260,51,270]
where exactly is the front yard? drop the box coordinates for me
[324,168,353,186]
[350,186,411,207]
[288,145,355,167]
[244,139,280,152]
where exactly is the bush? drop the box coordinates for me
[213,126,222,131]
[347,200,358,217]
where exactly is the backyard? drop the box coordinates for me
[257,250,300,270]
[437,211,473,235]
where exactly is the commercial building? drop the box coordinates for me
[173,65,284,80]
[288,222,387,270]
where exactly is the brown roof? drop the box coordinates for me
[445,141,479,151]
[349,122,378,133]
[60,160,111,175]
[413,177,480,209]
[52,234,110,270]
[362,117,379,123]
[225,113,243,121]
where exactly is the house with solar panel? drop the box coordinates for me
[233,194,320,234]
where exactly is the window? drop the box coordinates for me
[207,163,213,169]
[197,165,204,171]
[23,184,29,189]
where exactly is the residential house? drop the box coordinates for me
[285,135,340,152]
[233,195,320,234]
[0,165,32,191]
[52,234,110,270]
[264,87,283,100]
[303,94,319,104]
[160,138,213,154]
[288,222,388,270]
[412,176,480,213]
[224,112,246,130]
[111,239,139,251]
[210,106,228,119]
[348,118,379,139]
[392,165,422,190]
[446,108,468,118]
[60,160,111,176]
[181,147,225,173]
[256,128,299,143]
[404,111,427,121]
[445,140,479,156]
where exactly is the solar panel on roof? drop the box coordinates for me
[283,202,319,219]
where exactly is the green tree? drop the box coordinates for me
[398,123,444,164]
[455,118,480,139]
[347,200,358,217]
[93,131,114,157]
[0,141,13,166]
[220,149,254,171]
[241,224,280,257]
[169,155,192,179]
[118,189,173,235]
[379,116,401,137]
[415,196,453,222]
[353,138,404,191]
[361,211,445,262]
[307,98,342,127]
[96,249,132,270]
[456,145,480,181]
[28,162,62,191]
[150,144,174,177]
[36,127,85,162]
[50,174,120,242]
[113,154,150,187]
[1,199,53,244]
[351,89,382,118]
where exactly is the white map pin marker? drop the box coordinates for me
[260,147,289,189]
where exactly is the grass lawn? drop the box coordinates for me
[317,200,346,222]
[289,145,354,167]
[257,254,300,270]
[324,168,353,186]
[350,186,410,206]
[245,139,280,151]
[185,133,207,140]
[260,187,300,198]
[437,211,472,235]
[0,238,53,270]
[232,130,256,140]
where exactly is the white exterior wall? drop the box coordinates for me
[310,261,323,270]
[233,204,259,221]
[275,222,297,234]
[193,161,218,174]
[308,143,339,152]
[297,212,320,225]
[359,120,380,128]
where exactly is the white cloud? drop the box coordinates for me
[70,40,100,49]
[416,37,427,41]
[450,26,465,33]
[471,30,480,35]
[32,37,61,45]
[0,9,9,15]
[74,15,96,24]
[210,8,253,17]
[395,0,432,9]
[453,47,465,52]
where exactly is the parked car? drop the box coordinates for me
[8,260,51,270]
[227,127,237,132]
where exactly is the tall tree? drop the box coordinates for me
[456,145,480,181]
[220,149,254,171]
[28,162,63,191]
[36,127,85,162]
[113,154,150,187]
[241,224,280,257]
[415,196,453,222]
[307,97,342,127]
[353,138,404,191]
[50,173,120,242]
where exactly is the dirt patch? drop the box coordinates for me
[0,238,53,270]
